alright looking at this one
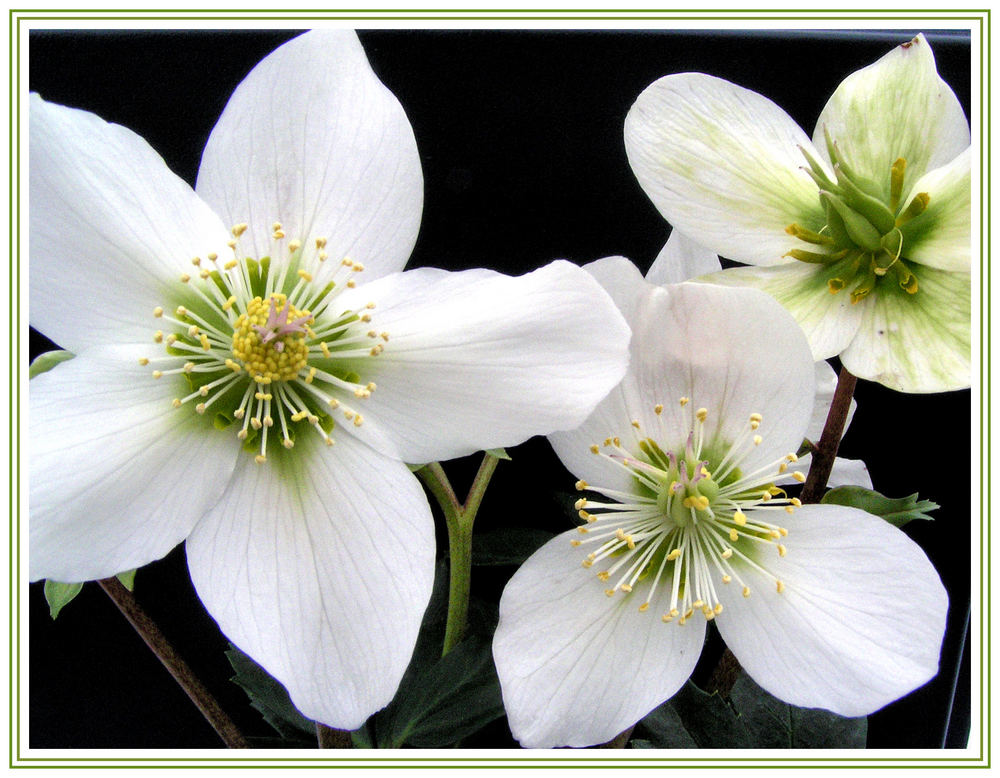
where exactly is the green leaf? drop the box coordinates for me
[374,636,505,748]
[116,569,136,591]
[29,349,75,379]
[226,644,316,744]
[729,672,867,748]
[471,528,554,566]
[821,485,938,527]
[484,447,511,461]
[667,681,751,748]
[43,580,83,620]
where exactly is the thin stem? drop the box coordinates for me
[315,722,353,748]
[800,365,858,504]
[98,577,249,749]
[417,452,504,656]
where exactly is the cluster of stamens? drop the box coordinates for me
[786,129,930,303]
[142,221,388,464]
[571,398,803,625]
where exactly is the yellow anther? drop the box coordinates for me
[179,273,191,283]
[790,498,802,508]
[597,571,610,581]
[571,539,582,548]
[199,387,209,396]
[237,429,248,440]
[222,296,237,311]
[254,392,271,401]
[778,462,788,474]
[347,280,356,288]
[666,549,681,561]
[661,613,673,623]
[153,330,164,343]
[654,404,663,415]
[733,510,747,526]
[328,398,340,409]
[722,575,732,584]
[749,412,762,429]
[679,397,689,406]
[683,608,694,620]
[574,498,587,510]
[138,357,149,366]
[254,454,267,464]
[318,250,328,261]
[200,334,211,351]
[207,252,218,262]
[165,334,178,346]
[631,420,641,429]
[605,589,616,598]
[226,240,237,250]
[714,603,723,615]
[283,438,294,449]
[792,471,806,483]
[199,269,211,280]
[306,367,317,384]
[183,362,195,373]
[233,409,245,419]
[171,398,181,408]
[692,600,704,609]
[776,581,785,594]
[250,418,262,430]
[639,602,649,612]
[785,505,795,514]
[779,527,789,537]
[753,435,763,446]
[288,240,302,253]
[232,223,248,237]
[590,444,599,454]
[778,544,787,557]
[193,402,207,414]
[153,306,163,318]
[721,548,733,559]
[729,528,739,542]
[695,407,708,422]
[578,509,591,521]
[575,480,588,491]
[620,584,633,593]
[786,452,799,462]
[188,325,200,337]
[580,558,591,568]
[297,269,312,282]
[224,259,238,270]
[742,586,751,598]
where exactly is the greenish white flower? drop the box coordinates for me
[30,30,631,729]
[492,259,947,748]
[625,34,971,393]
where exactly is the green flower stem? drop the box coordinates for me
[800,366,859,504]
[315,722,353,748]
[97,576,249,749]
[417,453,502,657]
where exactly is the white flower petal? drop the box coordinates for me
[196,30,422,283]
[716,504,947,717]
[840,266,970,392]
[807,360,857,443]
[814,34,970,198]
[624,72,827,266]
[645,230,721,286]
[186,431,435,729]
[553,282,815,490]
[29,344,238,582]
[780,454,872,490]
[30,94,232,352]
[493,531,705,748]
[336,261,631,464]
[901,147,971,271]
[698,263,865,361]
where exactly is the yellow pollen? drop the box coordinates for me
[232,223,248,237]
[151,370,162,379]
[776,581,785,594]
[778,544,787,557]
[679,397,689,406]
[729,528,739,542]
[171,398,181,408]
[721,548,733,559]
[298,269,312,282]
[288,240,302,253]
[639,602,649,612]
[753,435,763,446]
[597,571,610,581]
[722,575,732,584]
[733,510,747,526]
[695,407,708,422]
[666,549,681,561]
[153,306,163,318]
[742,586,751,598]
[224,259,238,270]
[138,357,149,366]
[232,295,312,382]
[575,480,588,490]
[605,589,616,598]
[283,438,294,449]
[255,454,267,464]
[183,362,194,373]
[620,584,633,593]
[714,603,723,615]
[179,273,190,283]
[792,471,806,483]
[195,403,206,414]
[654,404,663,415]
[590,444,599,454]
[778,462,788,474]
[153,331,163,343]
[631,420,641,429]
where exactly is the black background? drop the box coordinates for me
[27,28,973,750]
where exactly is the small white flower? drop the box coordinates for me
[29,30,630,728]
[625,34,971,393]
[492,261,947,748]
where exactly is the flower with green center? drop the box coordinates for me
[624,34,971,393]
[29,30,631,729]
[492,261,947,748]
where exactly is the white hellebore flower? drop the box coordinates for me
[648,232,871,489]
[625,34,971,393]
[492,258,947,748]
[29,31,630,729]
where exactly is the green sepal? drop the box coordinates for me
[823,125,880,198]
[116,569,137,591]
[484,447,511,461]
[821,192,882,252]
[29,349,75,379]
[821,485,938,528]
[43,580,84,619]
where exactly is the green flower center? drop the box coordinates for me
[787,129,931,303]
[572,400,802,624]
[144,221,385,464]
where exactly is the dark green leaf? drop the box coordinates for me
[730,672,867,748]
[29,349,74,379]
[43,580,83,620]
[471,528,554,566]
[375,636,505,748]
[629,738,656,749]
[634,691,699,748]
[821,485,938,527]
[668,681,751,748]
[226,644,315,744]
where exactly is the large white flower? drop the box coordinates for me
[625,34,971,393]
[29,30,631,729]
[492,260,947,748]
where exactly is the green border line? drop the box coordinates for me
[10,8,990,769]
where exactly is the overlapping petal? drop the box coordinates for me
[716,504,947,716]
[29,345,238,582]
[901,147,972,271]
[196,29,423,283]
[644,230,721,286]
[335,261,631,464]
[840,266,970,393]
[493,531,705,748]
[30,95,233,352]
[814,34,970,197]
[186,431,435,729]
[625,72,827,266]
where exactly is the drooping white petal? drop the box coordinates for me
[196,30,422,283]
[814,34,970,200]
[186,431,435,729]
[840,266,970,392]
[716,504,947,717]
[30,94,232,352]
[900,147,972,272]
[697,262,865,361]
[29,344,238,582]
[645,230,722,286]
[624,72,827,266]
[493,531,705,748]
[553,282,815,491]
[335,261,631,464]
[807,360,857,443]
[780,453,872,490]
